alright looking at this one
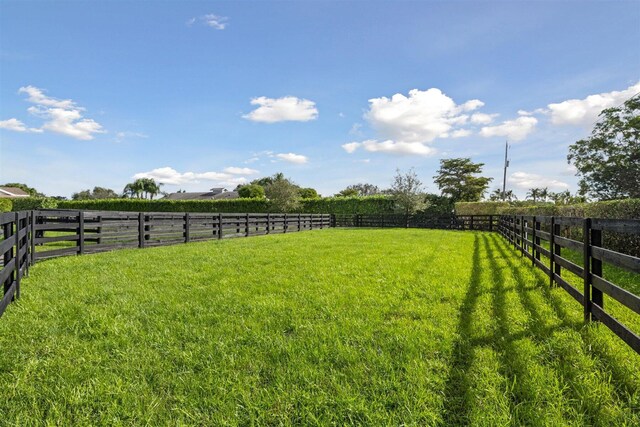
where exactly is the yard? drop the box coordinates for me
[0,228,638,425]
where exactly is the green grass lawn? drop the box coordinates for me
[0,229,638,426]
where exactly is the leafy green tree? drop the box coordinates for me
[336,188,359,197]
[390,168,427,214]
[337,183,381,197]
[265,177,300,212]
[433,158,492,202]
[299,188,319,199]
[72,187,119,200]
[422,194,455,215]
[238,184,266,199]
[568,96,640,199]
[251,172,287,188]
[2,182,43,196]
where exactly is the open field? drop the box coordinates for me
[0,229,638,425]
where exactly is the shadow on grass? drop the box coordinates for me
[440,234,482,426]
[489,233,640,410]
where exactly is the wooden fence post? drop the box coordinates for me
[78,211,84,255]
[520,216,525,257]
[531,216,536,265]
[284,214,288,233]
[267,213,271,234]
[549,217,556,287]
[29,210,35,268]
[97,214,102,245]
[246,213,250,237]
[535,217,541,263]
[553,219,562,286]
[298,213,301,232]
[3,219,14,300]
[185,213,190,243]
[591,223,604,313]
[489,215,493,232]
[583,218,591,322]
[14,212,20,300]
[138,212,145,248]
[218,213,223,239]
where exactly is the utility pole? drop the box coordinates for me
[502,141,509,200]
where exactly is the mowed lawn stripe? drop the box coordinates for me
[0,229,638,426]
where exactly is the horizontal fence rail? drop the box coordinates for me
[498,215,640,354]
[0,210,331,317]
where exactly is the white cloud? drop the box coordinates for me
[344,87,488,157]
[243,96,318,123]
[133,167,249,187]
[18,86,75,109]
[14,86,105,140]
[223,166,259,175]
[187,13,228,30]
[451,129,472,138]
[0,118,42,133]
[547,81,640,126]
[479,116,538,141]
[341,139,436,156]
[509,171,569,190]
[342,142,361,154]
[114,131,148,143]
[365,88,484,144]
[470,112,498,124]
[275,153,308,164]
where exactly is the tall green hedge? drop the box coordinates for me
[0,199,12,212]
[498,199,640,219]
[295,196,395,214]
[58,198,271,213]
[56,196,395,214]
[455,199,640,219]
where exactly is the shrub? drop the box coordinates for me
[0,199,12,212]
[237,184,265,199]
[455,201,510,215]
[11,197,58,211]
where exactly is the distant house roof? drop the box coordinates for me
[0,187,30,198]
[164,190,239,200]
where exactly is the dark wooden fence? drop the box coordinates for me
[333,214,498,231]
[1,212,31,317]
[498,215,640,354]
[2,209,638,355]
[0,210,330,317]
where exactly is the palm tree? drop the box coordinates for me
[526,188,542,202]
[539,187,549,202]
[143,179,163,200]
[489,188,518,202]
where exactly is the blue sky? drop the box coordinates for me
[1,1,639,198]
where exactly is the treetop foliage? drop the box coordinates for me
[568,95,640,200]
